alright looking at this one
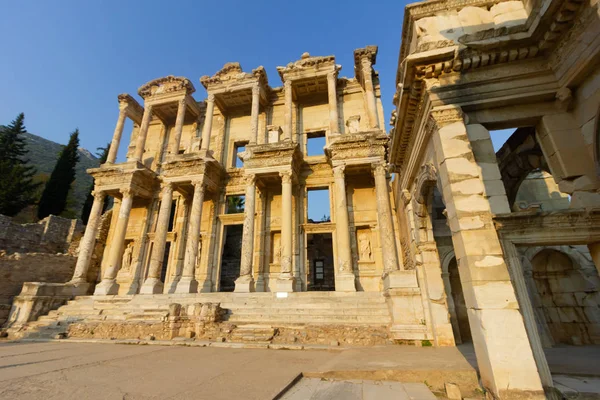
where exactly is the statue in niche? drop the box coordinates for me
[273,235,281,264]
[358,232,372,261]
[122,241,134,271]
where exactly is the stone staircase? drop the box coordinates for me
[10,292,393,345]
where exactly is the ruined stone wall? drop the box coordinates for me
[0,214,83,254]
[0,253,76,325]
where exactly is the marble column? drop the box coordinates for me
[361,58,378,129]
[170,98,187,155]
[327,71,340,135]
[107,109,127,164]
[140,183,174,294]
[332,165,356,291]
[235,174,257,292]
[70,191,106,291]
[201,94,215,152]
[94,188,135,295]
[372,163,400,274]
[250,83,260,144]
[175,179,206,293]
[277,171,295,292]
[132,104,153,162]
[284,80,293,141]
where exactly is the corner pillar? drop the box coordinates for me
[250,83,260,144]
[327,71,340,135]
[132,104,153,162]
[201,94,215,152]
[170,98,187,155]
[332,165,356,291]
[431,105,544,398]
[140,183,174,294]
[175,179,206,293]
[94,188,135,295]
[276,171,295,292]
[106,109,127,164]
[284,80,293,141]
[235,174,257,292]
[361,58,378,129]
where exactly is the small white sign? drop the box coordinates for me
[276,292,288,298]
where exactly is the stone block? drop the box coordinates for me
[335,274,356,292]
[490,1,528,27]
[454,194,490,213]
[442,157,480,182]
[276,277,296,293]
[139,278,164,295]
[461,280,519,310]
[457,254,511,283]
[459,7,494,35]
[384,269,418,289]
[449,178,485,196]
[445,382,462,400]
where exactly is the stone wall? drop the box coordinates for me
[0,214,83,254]
[0,253,76,325]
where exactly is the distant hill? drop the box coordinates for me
[22,132,100,218]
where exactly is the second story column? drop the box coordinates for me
[175,179,206,293]
[327,71,340,135]
[132,104,153,162]
[277,171,295,292]
[95,188,135,295]
[201,94,215,152]
[284,80,293,141]
[250,83,260,144]
[235,174,257,292]
[69,190,106,290]
[170,98,187,155]
[332,165,356,292]
[141,182,174,294]
[107,109,127,164]
[372,163,400,273]
[361,57,379,129]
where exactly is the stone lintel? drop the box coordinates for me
[89,161,156,199]
[117,93,144,125]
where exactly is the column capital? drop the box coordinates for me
[92,190,106,201]
[327,70,338,81]
[192,178,206,190]
[279,171,293,184]
[206,93,215,103]
[177,97,187,107]
[252,83,260,96]
[371,162,389,177]
[333,164,346,179]
[120,188,136,198]
[428,105,465,129]
[284,79,292,90]
[360,56,372,70]
[245,173,257,185]
[161,181,174,192]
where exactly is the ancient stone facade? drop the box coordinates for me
[390,0,600,398]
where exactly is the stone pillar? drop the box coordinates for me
[372,163,400,273]
[235,174,257,292]
[70,191,106,291]
[430,105,544,399]
[175,179,206,293]
[284,80,293,141]
[170,98,187,155]
[327,71,339,135]
[332,165,356,292]
[140,183,174,294]
[250,83,260,144]
[107,109,127,164]
[361,58,378,129]
[132,104,153,162]
[277,171,295,292]
[94,188,135,295]
[201,94,215,152]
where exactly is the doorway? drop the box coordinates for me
[307,233,334,291]
[220,224,243,292]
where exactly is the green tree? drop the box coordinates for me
[38,129,80,219]
[0,113,40,216]
[81,143,110,224]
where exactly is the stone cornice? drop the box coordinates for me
[277,52,336,83]
[200,62,269,90]
[138,76,195,99]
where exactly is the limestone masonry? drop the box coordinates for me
[3,1,600,399]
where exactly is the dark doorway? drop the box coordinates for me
[160,242,172,283]
[220,224,243,292]
[448,257,472,342]
[307,233,335,291]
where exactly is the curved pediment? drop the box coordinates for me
[138,76,195,99]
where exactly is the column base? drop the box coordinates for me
[139,278,164,295]
[234,275,255,293]
[275,277,296,293]
[198,279,213,293]
[174,277,198,294]
[66,280,90,296]
[94,279,119,296]
[383,269,418,290]
[335,274,356,292]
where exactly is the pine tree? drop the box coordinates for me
[0,113,40,216]
[81,143,110,224]
[38,129,80,219]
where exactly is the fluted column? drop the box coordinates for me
[235,174,257,292]
[361,58,378,129]
[332,165,356,291]
[70,191,106,289]
[327,71,340,135]
[284,80,293,141]
[132,104,153,162]
[107,109,127,164]
[170,98,187,155]
[250,83,260,144]
[94,188,134,295]
[277,171,295,292]
[175,179,206,293]
[373,163,400,273]
[201,94,215,152]
[140,183,174,294]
